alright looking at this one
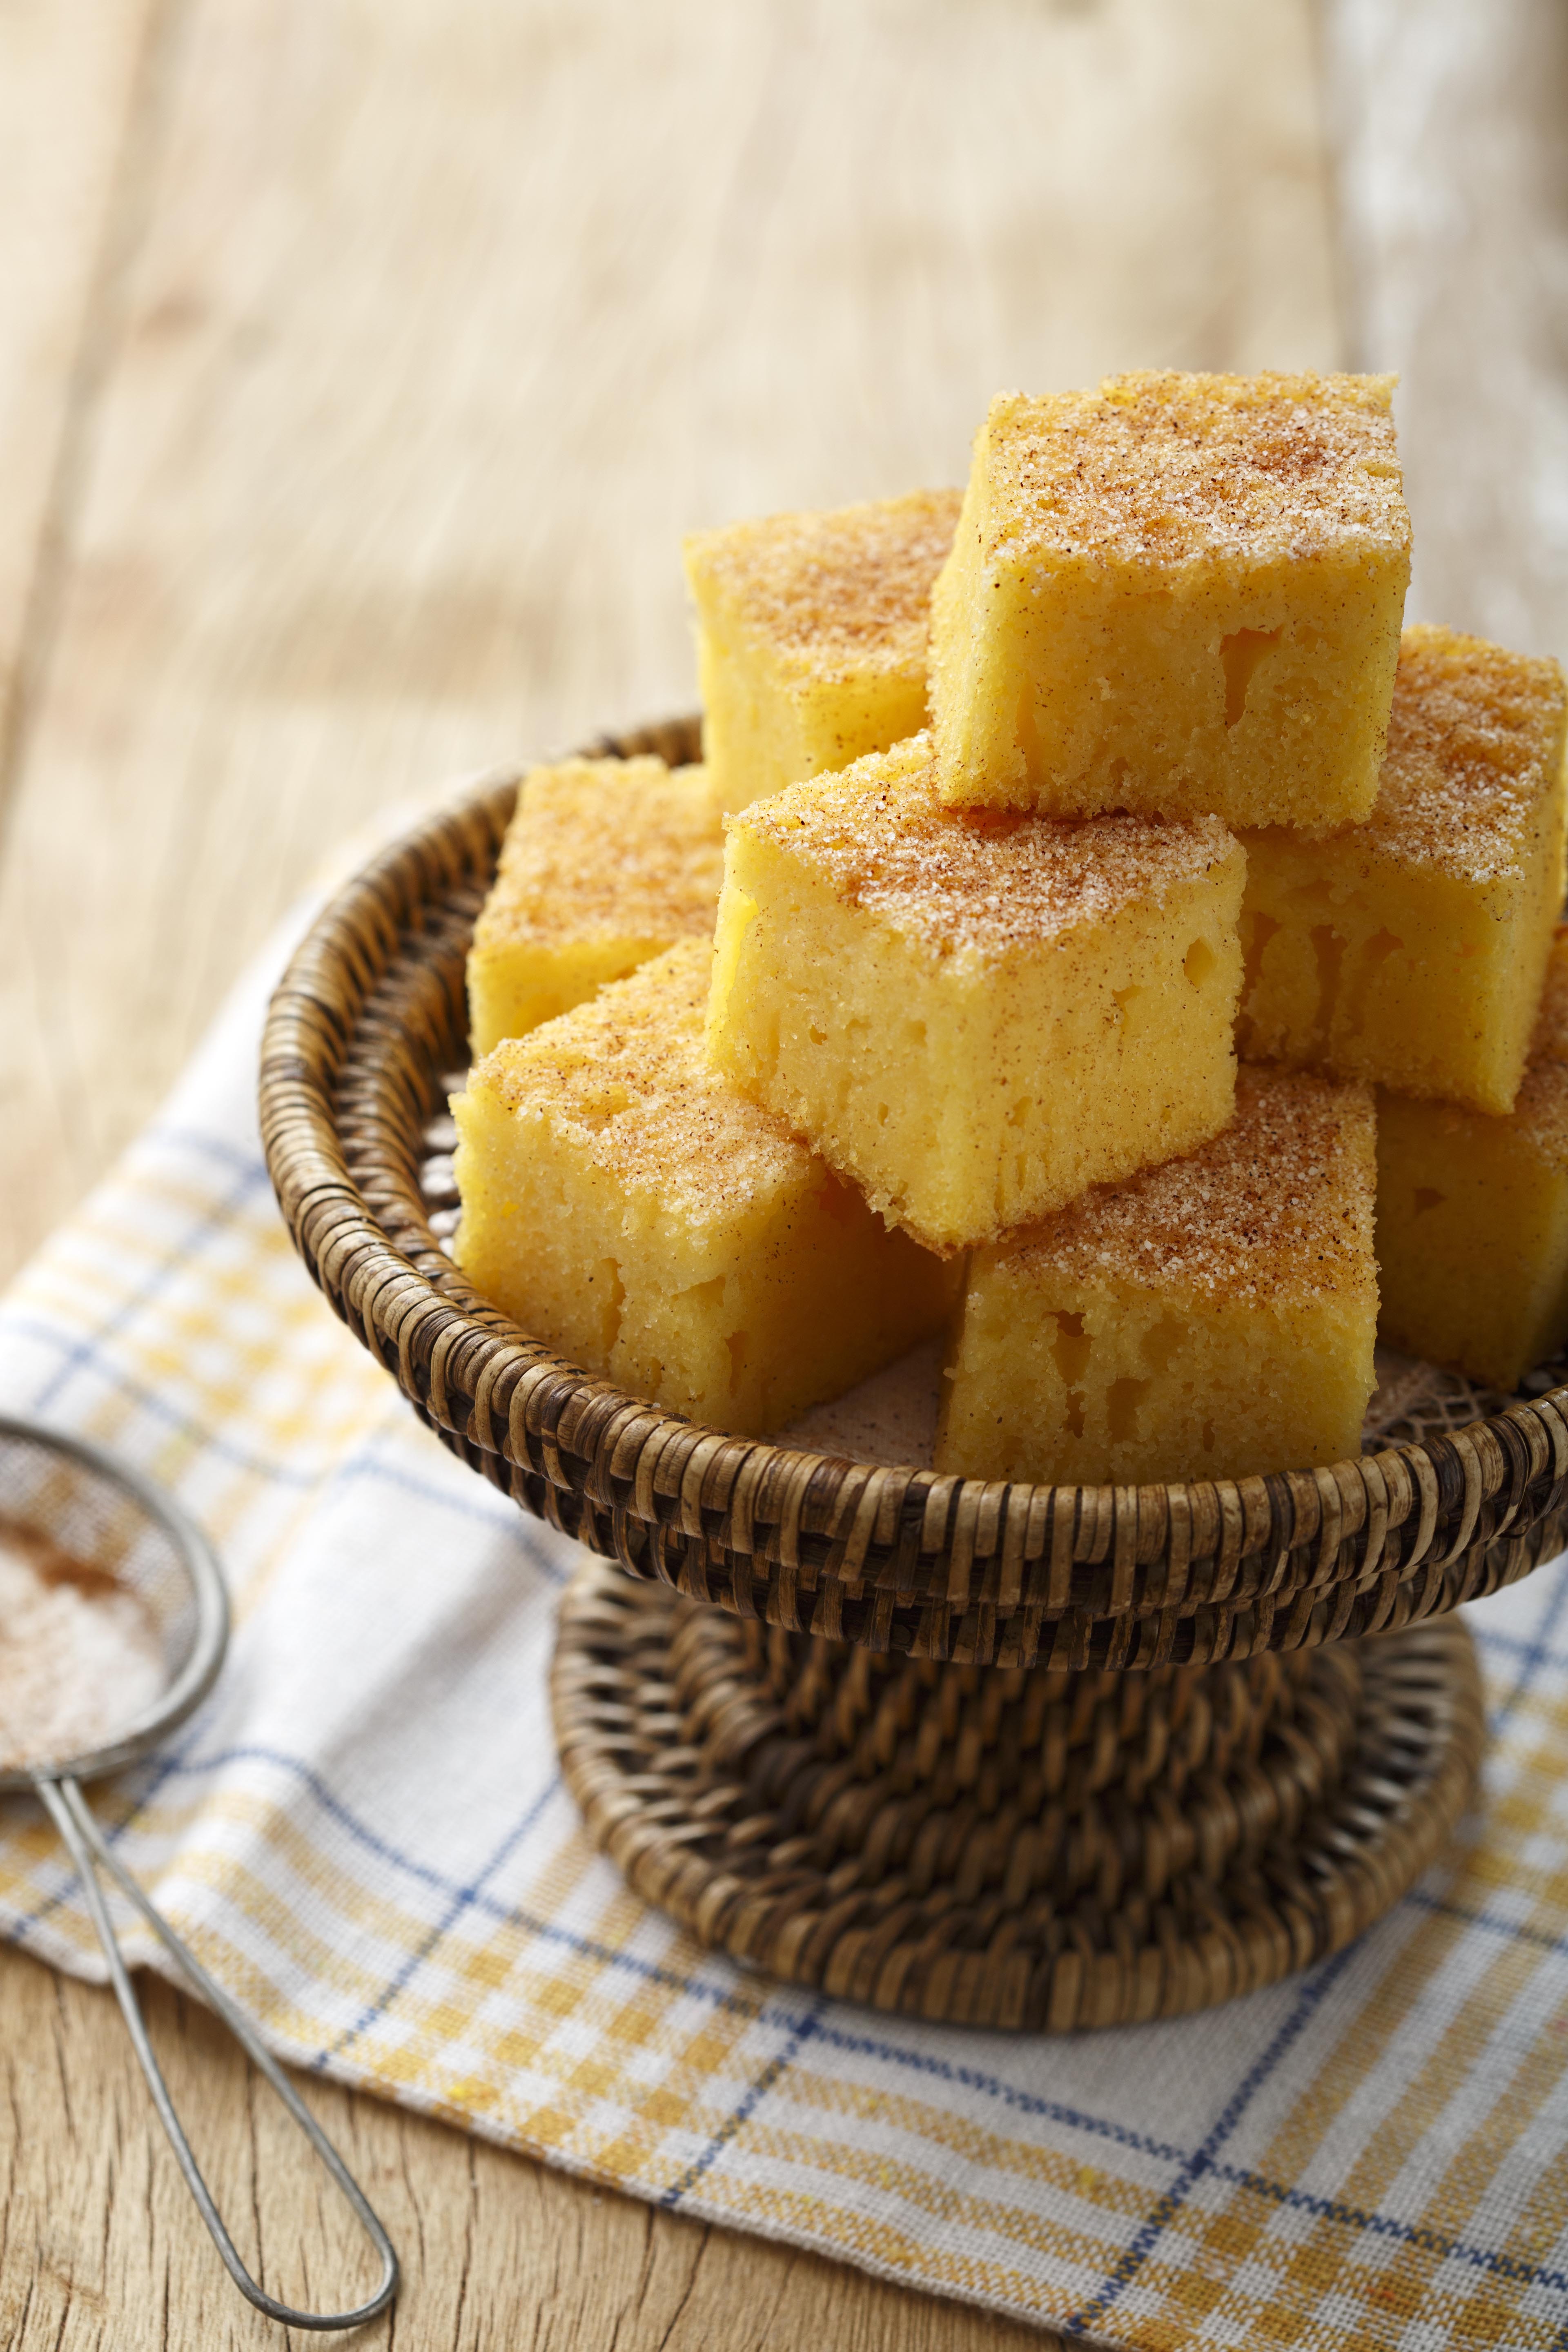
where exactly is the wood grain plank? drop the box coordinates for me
[1323,0,1568,655]
[0,1,1343,2345]
[0,0,1341,1278]
[0,0,167,812]
[0,1949,1045,2351]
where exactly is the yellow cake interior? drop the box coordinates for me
[1238,625,1568,1115]
[706,733,1245,1253]
[936,1066,1379,1486]
[467,755,723,1059]
[453,939,956,1435]
[684,488,960,814]
[929,370,1410,831]
[1376,932,1568,1388]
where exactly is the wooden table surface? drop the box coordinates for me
[0,2,1561,2344]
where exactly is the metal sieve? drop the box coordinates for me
[0,1412,399,2332]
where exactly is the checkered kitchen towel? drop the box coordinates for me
[4,899,1568,2350]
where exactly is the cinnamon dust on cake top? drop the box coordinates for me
[474,941,815,1225]
[474,759,723,953]
[739,735,1239,959]
[684,490,961,677]
[1000,1066,1377,1308]
[980,371,1408,568]
[1352,626,1568,887]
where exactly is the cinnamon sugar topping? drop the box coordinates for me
[474,757,722,953]
[1007,1066,1378,1306]
[684,490,961,679]
[474,940,812,1225]
[983,371,1408,568]
[1361,626,1568,884]
[738,733,1239,957]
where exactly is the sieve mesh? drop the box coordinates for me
[0,1419,222,1782]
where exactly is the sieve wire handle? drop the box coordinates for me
[35,1773,399,2333]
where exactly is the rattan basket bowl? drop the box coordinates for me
[259,719,1568,2031]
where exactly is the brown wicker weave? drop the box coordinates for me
[258,717,1561,2028]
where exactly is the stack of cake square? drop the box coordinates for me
[453,369,1568,1488]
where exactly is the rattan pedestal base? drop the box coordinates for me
[552,1560,1484,2031]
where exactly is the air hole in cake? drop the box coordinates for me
[1219,625,1283,728]
[1412,1186,1446,1217]
[1140,1314,1185,1375]
[1341,927,1404,1040]
[1113,983,1145,1029]
[1051,1310,1091,1386]
[1182,939,1214,988]
[1239,909,1281,999]
[1308,924,1347,1057]
[1107,1376,1147,1444]
[726,1330,750,1393]
[808,1024,828,1046]
[1201,1419,1217,1453]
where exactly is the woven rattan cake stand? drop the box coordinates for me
[259,717,1568,2033]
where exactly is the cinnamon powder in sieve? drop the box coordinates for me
[0,1517,165,1768]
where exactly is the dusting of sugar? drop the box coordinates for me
[0,1519,166,1769]
[1000,1065,1378,1308]
[737,733,1239,958]
[474,757,723,955]
[981,370,1408,569]
[684,489,961,678]
[1354,625,1568,885]
[471,938,815,1225]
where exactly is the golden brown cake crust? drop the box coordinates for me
[981,370,1407,568]
[472,940,811,1222]
[736,733,1239,958]
[473,757,722,953]
[1358,626,1568,885]
[684,489,961,679]
[1002,1065,1376,1307]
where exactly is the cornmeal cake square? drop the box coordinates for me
[929,370,1410,830]
[467,755,723,1058]
[935,1066,1378,1487]
[706,733,1245,1254]
[453,940,955,1436]
[1238,626,1568,1115]
[1376,932,1568,1388]
[684,488,960,813]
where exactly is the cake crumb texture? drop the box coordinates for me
[929,369,1411,830]
[453,940,954,1433]
[936,1065,1378,1487]
[685,489,960,811]
[707,735,1244,1252]
[1376,929,1568,1389]
[1238,626,1568,1114]
[467,755,723,1056]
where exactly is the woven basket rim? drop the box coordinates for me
[258,726,1568,1632]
